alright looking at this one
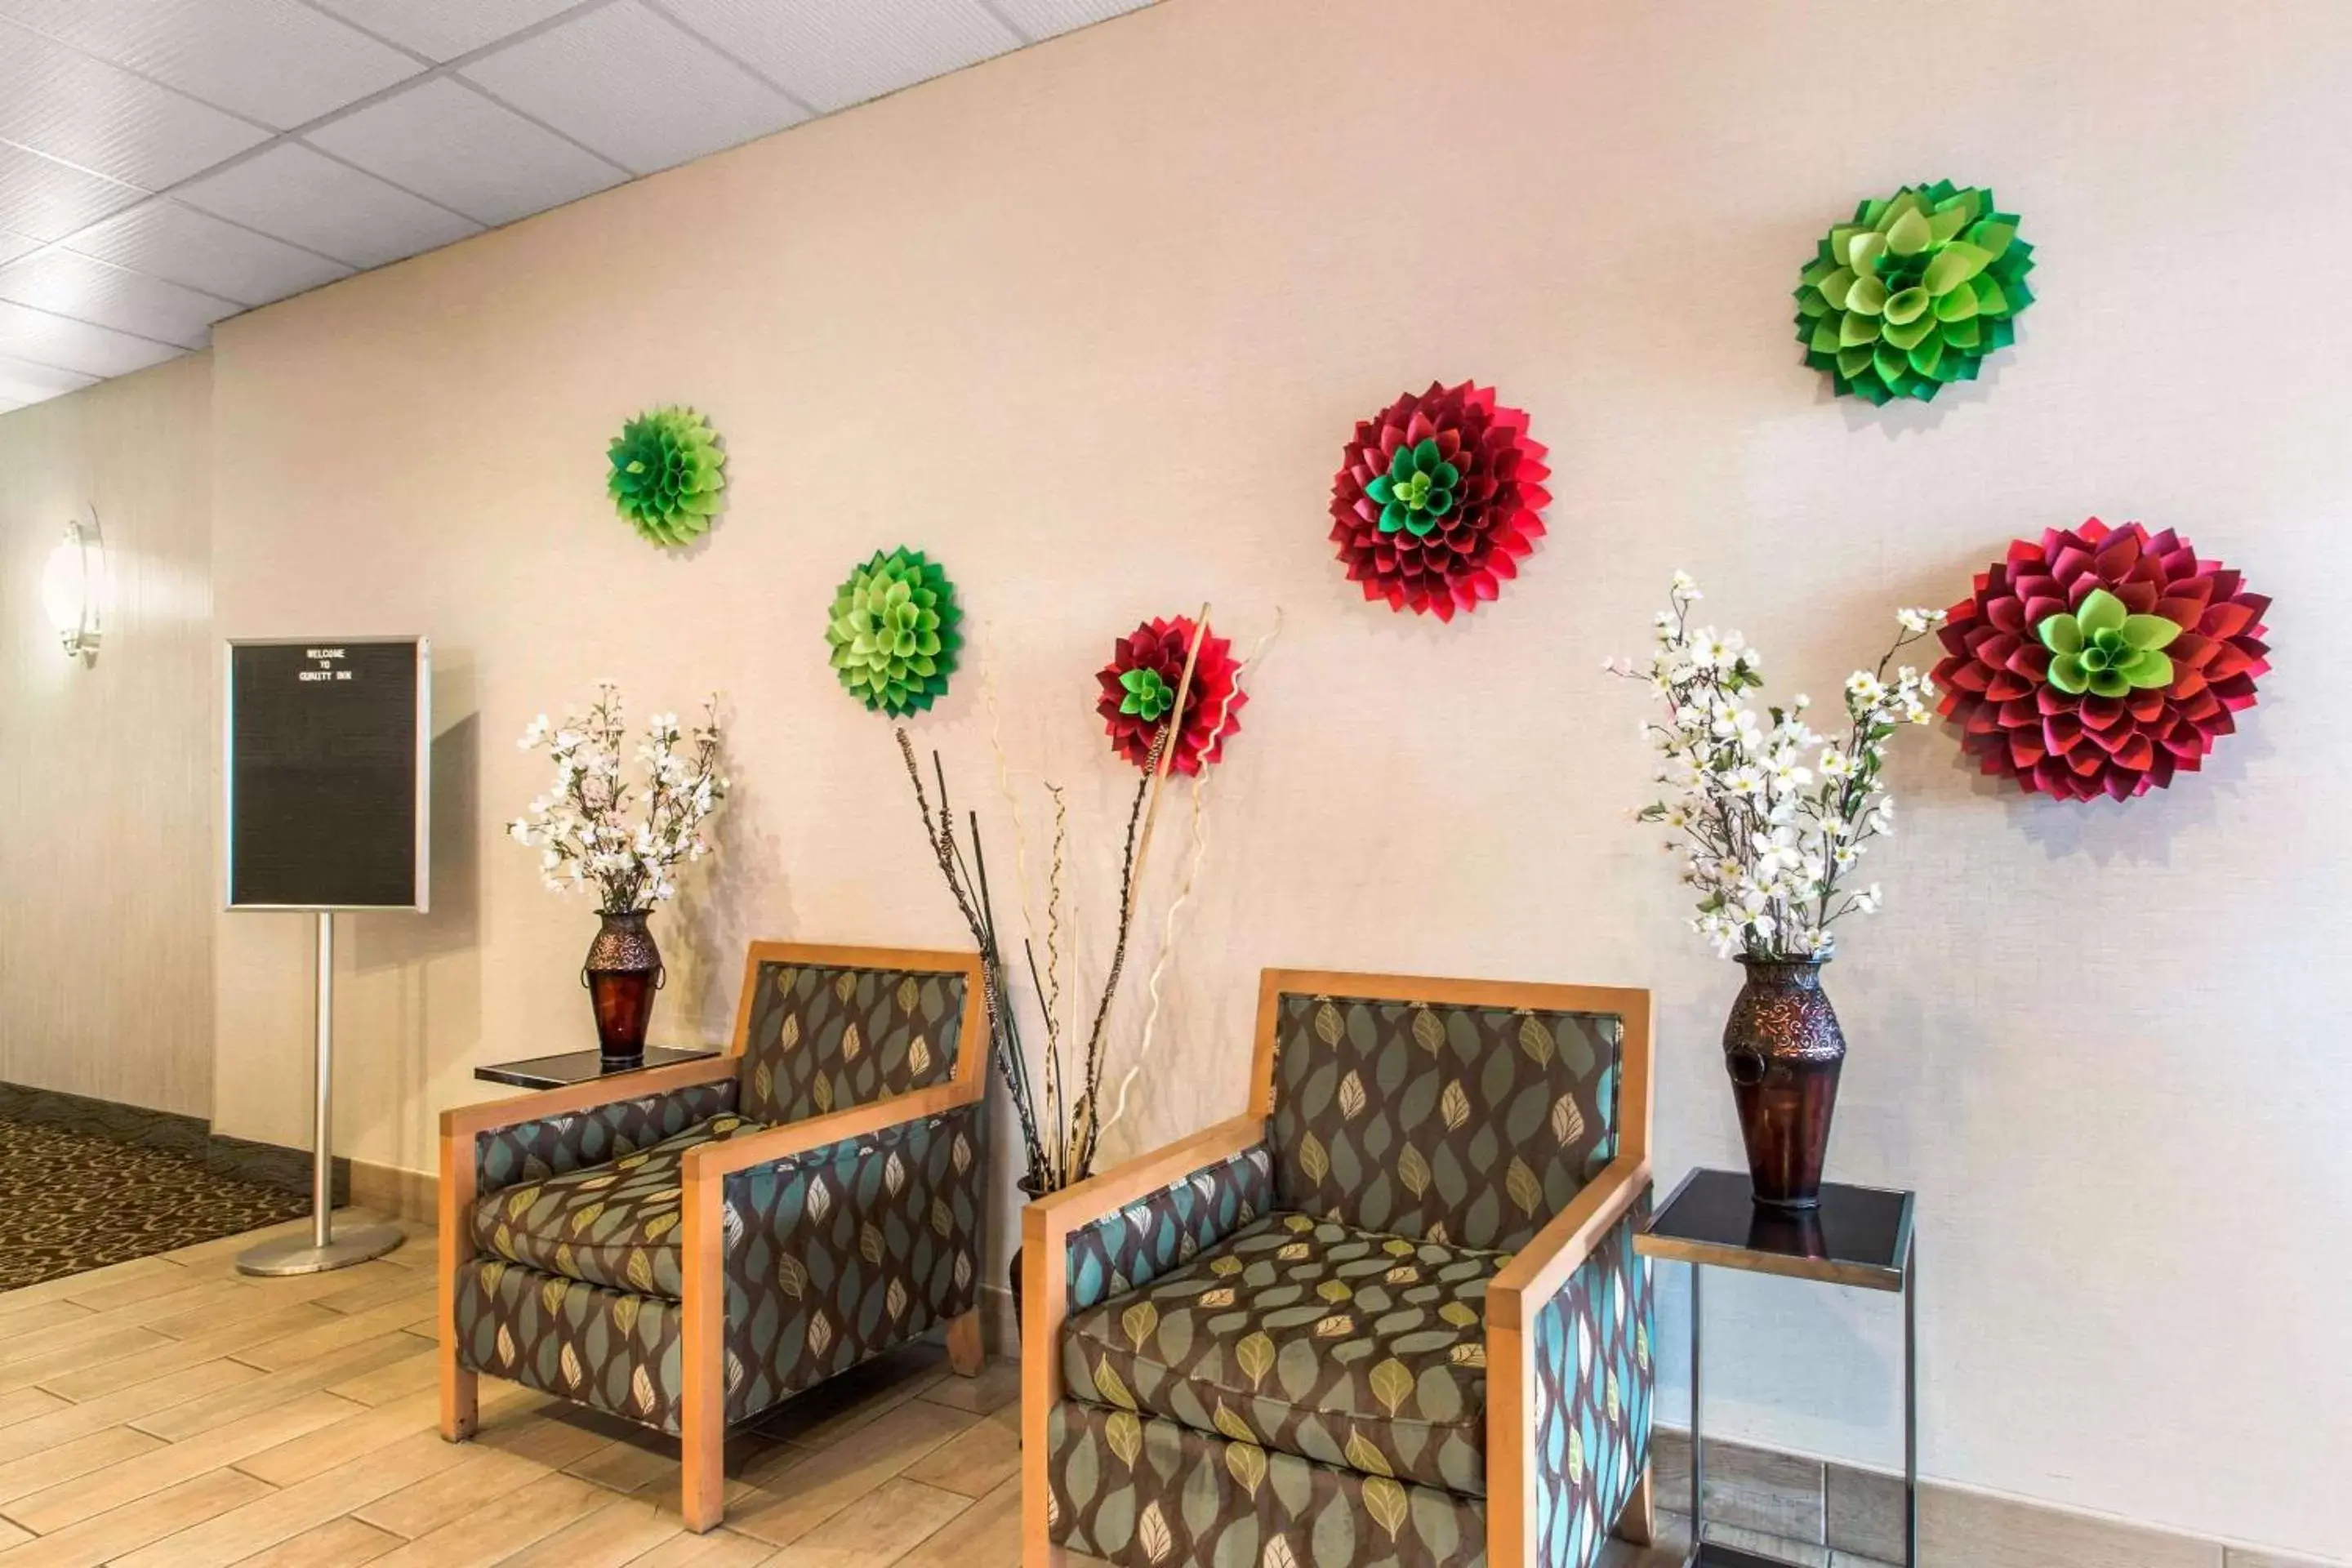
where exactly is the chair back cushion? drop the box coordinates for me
[737,958,966,1124]
[1267,988,1622,1251]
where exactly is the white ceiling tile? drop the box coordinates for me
[988,0,1152,36]
[0,142,149,242]
[0,350,96,405]
[0,250,236,350]
[175,142,481,269]
[0,0,421,131]
[0,230,39,266]
[0,298,183,377]
[655,0,1018,113]
[0,21,270,189]
[63,198,351,306]
[306,77,624,228]
[301,0,588,64]
[461,1,805,175]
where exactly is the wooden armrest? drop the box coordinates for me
[439,1054,740,1146]
[678,1076,984,1183]
[1485,1153,1652,1331]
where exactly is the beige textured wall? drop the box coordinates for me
[205,0,2350,1556]
[0,354,214,1118]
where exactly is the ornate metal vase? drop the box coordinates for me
[583,909,663,1069]
[1722,955,1846,1209]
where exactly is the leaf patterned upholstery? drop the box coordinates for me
[737,961,966,1125]
[1065,1141,1275,1315]
[1535,1201,1654,1566]
[1061,1212,1498,1494]
[1268,992,1619,1251]
[470,1112,769,1299]
[474,1080,742,1193]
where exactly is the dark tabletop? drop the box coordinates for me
[473,1045,724,1091]
[1636,1167,1914,1291]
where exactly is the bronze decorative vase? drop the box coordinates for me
[1723,955,1845,1209]
[583,909,663,1070]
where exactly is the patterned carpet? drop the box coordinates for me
[0,1117,311,1288]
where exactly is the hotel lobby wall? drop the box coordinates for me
[192,0,2352,1559]
[0,354,215,1120]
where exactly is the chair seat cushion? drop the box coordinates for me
[472,1112,768,1299]
[1058,1212,1500,1495]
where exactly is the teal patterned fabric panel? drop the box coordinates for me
[470,1111,768,1298]
[455,1255,688,1433]
[1534,1200,1654,1568]
[721,1101,985,1420]
[1268,993,1621,1252]
[474,1080,741,1193]
[1060,1212,1498,1496]
[1048,1401,1485,1567]
[737,962,966,1125]
[1065,1140,1273,1315]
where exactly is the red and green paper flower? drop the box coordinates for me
[1329,381,1549,620]
[1934,519,2270,800]
[1095,616,1245,776]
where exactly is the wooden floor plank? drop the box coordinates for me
[132,1336,430,1445]
[222,1516,400,1568]
[899,1408,1018,1501]
[109,1431,470,1568]
[753,1475,969,1566]
[722,1399,975,1549]
[618,1530,778,1568]
[0,1468,274,1568]
[491,1494,684,1568]
[361,1473,608,1568]
[11,1392,362,1535]
[0,1257,185,1315]
[0,1326,176,1400]
[0,1359,262,1468]
[317,1351,436,1410]
[0,1424,165,1508]
[889,1476,1018,1568]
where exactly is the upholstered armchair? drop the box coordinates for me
[1022,969,1655,1567]
[439,942,989,1532]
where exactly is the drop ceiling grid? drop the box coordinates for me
[0,0,1155,403]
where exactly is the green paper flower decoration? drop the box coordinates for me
[826,547,963,716]
[1795,181,2035,404]
[608,406,724,546]
[1118,666,1174,722]
[2037,588,2180,697]
[1365,438,1461,537]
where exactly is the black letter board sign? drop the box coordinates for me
[225,637,430,911]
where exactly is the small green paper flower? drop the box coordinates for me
[2037,588,2180,697]
[1795,181,2036,404]
[608,407,724,546]
[1119,666,1173,721]
[826,547,962,716]
[1364,438,1461,537]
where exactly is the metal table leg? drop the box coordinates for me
[1690,1261,1704,1565]
[1904,1241,1918,1568]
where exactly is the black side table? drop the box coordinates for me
[473,1044,723,1090]
[1634,1168,1918,1568]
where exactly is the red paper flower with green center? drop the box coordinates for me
[1095,616,1246,776]
[1330,381,1549,620]
[1934,519,2270,800]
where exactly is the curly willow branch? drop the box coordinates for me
[1099,610,1283,1145]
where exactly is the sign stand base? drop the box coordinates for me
[238,911,403,1276]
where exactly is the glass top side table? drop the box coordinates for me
[473,1044,723,1090]
[1635,1168,1918,1568]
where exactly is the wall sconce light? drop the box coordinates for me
[41,509,103,661]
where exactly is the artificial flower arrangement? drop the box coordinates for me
[508,685,728,909]
[1610,575,1944,1206]
[507,685,728,1064]
[1610,574,1943,958]
[898,607,1254,1202]
[607,407,725,548]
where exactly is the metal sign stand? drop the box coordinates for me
[235,911,404,1276]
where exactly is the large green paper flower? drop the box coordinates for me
[1795,182,2035,404]
[826,547,962,716]
[608,406,725,546]
[1365,438,1461,537]
[2037,588,2179,697]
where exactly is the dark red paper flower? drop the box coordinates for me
[1095,616,1246,777]
[1934,519,2270,801]
[1329,381,1550,620]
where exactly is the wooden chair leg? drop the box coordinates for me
[439,1357,477,1442]
[680,1395,724,1534]
[1614,1461,1656,1546]
[945,1308,985,1377]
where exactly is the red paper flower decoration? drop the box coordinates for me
[1329,381,1550,620]
[1095,616,1246,777]
[1934,519,2270,800]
